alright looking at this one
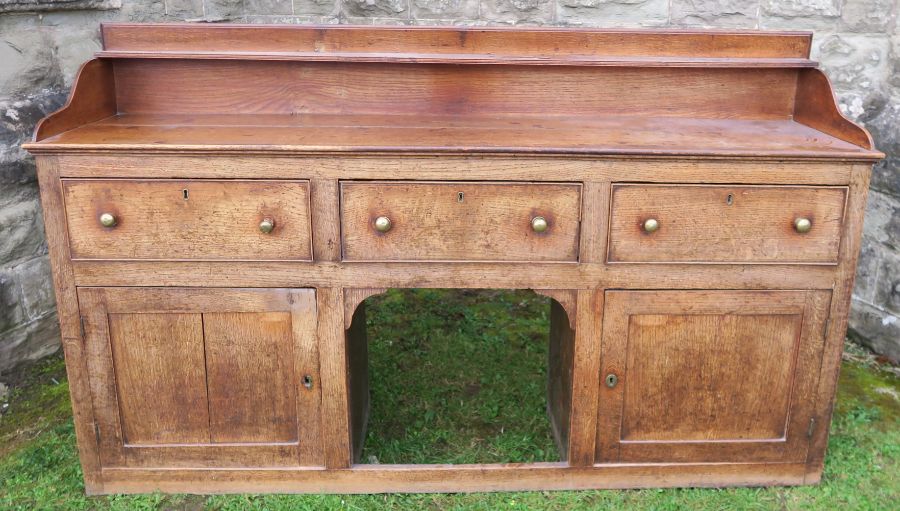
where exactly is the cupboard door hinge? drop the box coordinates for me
[79,316,86,339]
[807,418,816,438]
[823,319,831,340]
[94,422,101,444]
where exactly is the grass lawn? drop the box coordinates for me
[1,289,898,510]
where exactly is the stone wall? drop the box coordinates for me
[0,0,898,374]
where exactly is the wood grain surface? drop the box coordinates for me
[62,179,312,261]
[341,181,581,262]
[608,185,847,263]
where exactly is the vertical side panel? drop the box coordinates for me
[291,289,325,466]
[78,288,126,468]
[205,312,298,443]
[805,164,872,482]
[347,301,370,463]
[39,155,103,491]
[108,313,210,445]
[547,297,575,460]
[310,178,342,262]
[567,289,603,466]
[596,291,626,463]
[579,181,609,263]
[318,287,352,468]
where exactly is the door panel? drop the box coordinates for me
[108,313,209,445]
[596,290,831,464]
[78,287,322,468]
[204,312,297,443]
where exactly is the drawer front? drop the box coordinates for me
[341,181,582,262]
[608,185,846,264]
[63,179,312,260]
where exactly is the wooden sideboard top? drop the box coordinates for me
[25,24,882,161]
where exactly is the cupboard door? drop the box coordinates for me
[596,290,830,464]
[78,288,322,468]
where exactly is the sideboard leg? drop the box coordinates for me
[318,287,353,469]
[567,289,604,466]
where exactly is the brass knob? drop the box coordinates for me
[794,217,812,234]
[374,216,392,233]
[643,218,659,233]
[259,217,275,234]
[531,216,548,233]
[99,212,117,228]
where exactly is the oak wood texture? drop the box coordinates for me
[77,287,322,468]
[596,290,829,464]
[23,25,881,494]
[62,179,312,261]
[340,181,581,262]
[608,185,847,264]
[98,462,809,494]
[100,24,814,63]
[29,113,879,160]
[32,59,116,142]
[35,156,104,492]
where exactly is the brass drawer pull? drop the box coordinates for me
[259,217,276,234]
[531,216,548,233]
[642,218,659,233]
[374,216,392,233]
[99,212,117,228]
[794,217,812,234]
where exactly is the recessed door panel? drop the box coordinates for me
[596,290,831,464]
[79,287,322,468]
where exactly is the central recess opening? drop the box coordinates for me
[347,289,574,465]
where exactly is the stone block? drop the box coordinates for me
[481,0,554,24]
[50,27,103,87]
[854,238,881,303]
[863,190,900,250]
[841,0,896,32]
[670,0,759,28]
[0,27,63,97]
[0,0,121,13]
[0,197,46,265]
[15,256,55,320]
[557,0,668,27]
[245,0,293,15]
[0,312,60,375]
[166,0,204,17]
[205,0,245,20]
[411,0,479,19]
[815,34,890,98]
[0,268,26,335]
[761,0,841,29]
[294,0,339,15]
[849,300,900,362]
[862,92,900,196]
[342,0,408,18]
[874,248,900,314]
[764,0,840,17]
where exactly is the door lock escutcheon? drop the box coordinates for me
[605,373,618,388]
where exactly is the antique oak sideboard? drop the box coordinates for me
[24,24,883,494]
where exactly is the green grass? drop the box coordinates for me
[1,289,898,510]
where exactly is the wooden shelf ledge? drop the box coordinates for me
[94,51,818,68]
[26,113,882,160]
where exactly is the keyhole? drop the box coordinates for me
[457,191,465,203]
[182,189,189,200]
[726,193,734,206]
[302,375,313,390]
[605,373,618,388]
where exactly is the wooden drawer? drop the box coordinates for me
[62,179,312,260]
[608,185,847,264]
[340,181,582,262]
